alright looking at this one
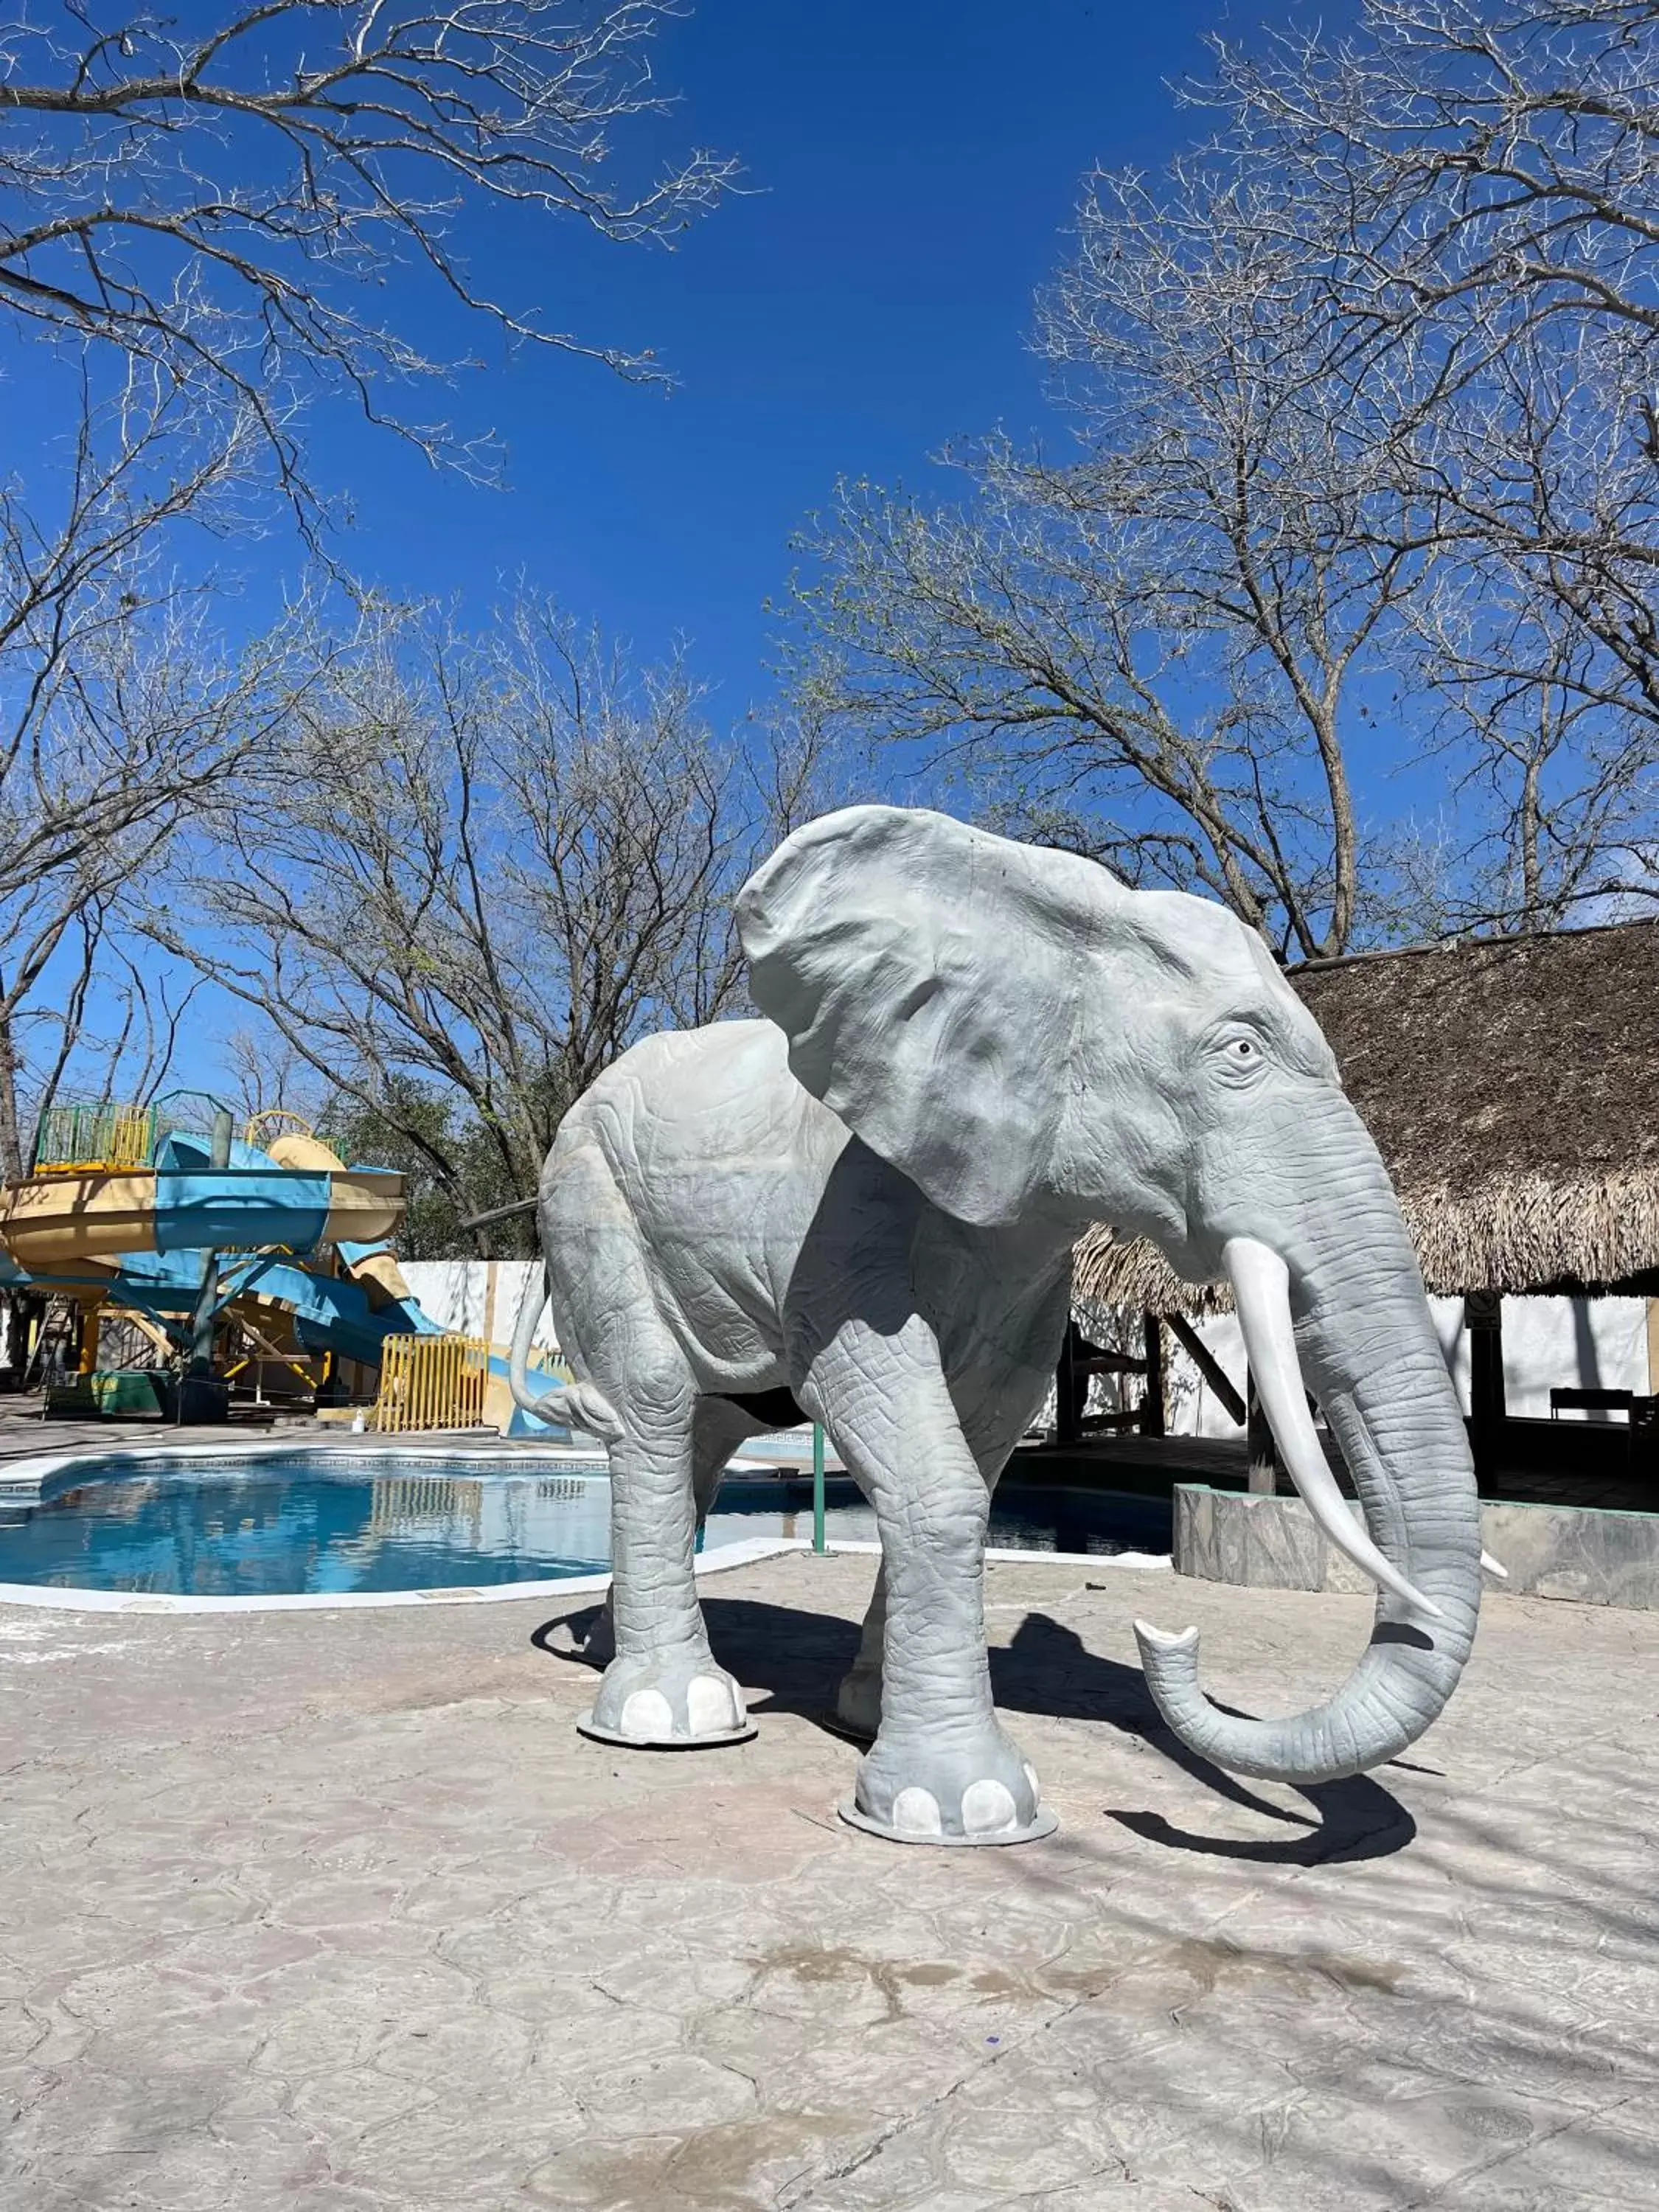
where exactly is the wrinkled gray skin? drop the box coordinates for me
[512,806,1482,1843]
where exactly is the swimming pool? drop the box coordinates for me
[0,1448,1170,1600]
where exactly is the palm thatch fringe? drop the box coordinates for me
[1074,1165,1659,1313]
[1072,1231,1231,1317]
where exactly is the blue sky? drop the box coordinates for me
[295,0,1234,709]
[8,0,1276,1109]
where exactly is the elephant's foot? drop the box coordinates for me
[577,1646,756,1749]
[544,1595,615,1669]
[840,1722,1056,1846]
[831,1660,882,1743]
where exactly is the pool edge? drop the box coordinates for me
[0,1533,1171,1615]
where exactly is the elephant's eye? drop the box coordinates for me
[1211,1026,1268,1079]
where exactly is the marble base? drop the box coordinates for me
[1174,1484,1659,1610]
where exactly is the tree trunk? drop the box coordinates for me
[0,1015,25,1181]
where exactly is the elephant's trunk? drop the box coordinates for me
[1135,1124,1484,1782]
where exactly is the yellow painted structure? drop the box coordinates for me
[0,1167,404,1270]
[244,1108,317,1150]
[266,1132,420,1304]
[373,1335,490,1433]
[33,1102,156,1173]
[265,1131,349,1172]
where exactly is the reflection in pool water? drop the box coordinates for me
[0,1453,1169,1598]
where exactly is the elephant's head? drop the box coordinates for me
[736,804,1483,1787]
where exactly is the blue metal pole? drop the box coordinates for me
[812,1422,826,1555]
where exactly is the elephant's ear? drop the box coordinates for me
[736,806,1119,1225]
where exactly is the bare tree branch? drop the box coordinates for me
[1,0,736,529]
[147,592,834,1226]
[0,369,317,1170]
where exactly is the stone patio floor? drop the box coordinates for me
[3,1548,1655,2211]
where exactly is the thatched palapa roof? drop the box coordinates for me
[1074,916,1659,1312]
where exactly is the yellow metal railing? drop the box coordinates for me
[32,1101,156,1173]
[243,1106,316,1148]
[372,1333,490,1433]
[369,1475,484,1536]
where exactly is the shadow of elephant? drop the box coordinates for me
[530,1591,1416,1867]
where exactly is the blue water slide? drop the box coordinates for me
[149,1132,335,1256]
[4,1129,574,1405]
[218,1254,427,1369]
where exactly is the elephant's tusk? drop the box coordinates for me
[1481,1549,1509,1579]
[1224,1236,1443,1621]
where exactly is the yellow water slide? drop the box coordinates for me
[264,1132,417,1307]
[0,1162,402,1273]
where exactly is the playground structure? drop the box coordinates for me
[0,1096,565,1430]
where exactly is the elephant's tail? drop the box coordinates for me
[507,1260,621,1439]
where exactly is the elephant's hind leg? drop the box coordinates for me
[554,1396,749,1676]
[547,1145,754,1747]
[835,1564,886,1741]
[580,1409,757,1748]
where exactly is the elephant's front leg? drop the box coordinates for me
[805,1317,1054,1845]
[834,1562,886,1741]
[834,1285,1070,1747]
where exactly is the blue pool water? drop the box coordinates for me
[0,1452,1170,1598]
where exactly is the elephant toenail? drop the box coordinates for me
[686,1676,741,1733]
[961,1779,1018,1834]
[619,1689,675,1738]
[891,1787,943,1837]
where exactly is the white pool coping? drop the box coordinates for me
[0,1435,1171,1613]
[0,1431,832,1498]
[0,1537,1170,1614]
[0,1435,616,1497]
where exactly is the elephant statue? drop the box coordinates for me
[510,805,1484,1844]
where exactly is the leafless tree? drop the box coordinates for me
[797,0,1659,950]
[794,163,1444,961]
[1400,533,1659,931]
[1,0,734,530]
[1195,0,1659,928]
[1208,0,1659,360]
[0,2,736,1169]
[150,594,833,1232]
[0,371,310,1175]
[216,1028,332,1133]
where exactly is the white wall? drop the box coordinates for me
[401,1259,562,1354]
[1456,1295,1649,1422]
[398,1259,1652,1429]
[1160,1295,1652,1436]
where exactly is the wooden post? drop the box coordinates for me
[1465,1291,1505,1482]
[1054,1321,1081,1444]
[1245,1372,1279,1494]
[1164,1311,1247,1427]
[1141,1312,1166,1437]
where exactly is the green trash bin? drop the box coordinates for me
[87,1369,167,1417]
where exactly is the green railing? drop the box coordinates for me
[31,1101,159,1174]
[813,1422,827,1555]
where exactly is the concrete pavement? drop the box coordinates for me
[3,1549,1655,2210]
